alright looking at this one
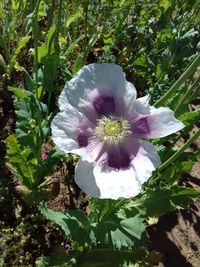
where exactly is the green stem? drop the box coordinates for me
[154,53,200,108]
[33,0,41,98]
[100,199,127,223]
[84,1,88,58]
[174,76,200,116]
[157,128,200,173]
[55,0,63,53]
[47,92,52,116]
[47,0,55,29]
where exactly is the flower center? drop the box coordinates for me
[95,116,131,144]
[104,121,122,136]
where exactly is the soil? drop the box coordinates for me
[0,83,200,266]
[148,161,200,267]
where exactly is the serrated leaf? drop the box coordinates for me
[130,186,200,218]
[160,161,195,184]
[39,204,90,246]
[10,88,48,148]
[178,109,200,128]
[23,68,35,92]
[93,209,145,250]
[10,35,31,69]
[6,135,36,188]
[9,86,29,99]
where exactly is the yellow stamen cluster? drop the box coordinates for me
[95,115,131,144]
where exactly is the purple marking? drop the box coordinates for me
[93,95,116,117]
[77,133,88,147]
[133,116,151,137]
[107,146,131,170]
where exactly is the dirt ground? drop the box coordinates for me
[148,161,200,267]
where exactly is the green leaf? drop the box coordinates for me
[71,54,86,74]
[36,248,78,267]
[92,205,145,250]
[0,54,7,72]
[10,87,48,148]
[41,52,60,92]
[178,109,200,128]
[38,25,56,62]
[66,9,83,27]
[161,161,195,184]
[6,135,36,188]
[24,189,49,205]
[10,35,31,69]
[78,248,160,267]
[39,204,90,246]
[168,89,187,114]
[131,186,200,218]
[0,35,9,57]
[23,68,35,92]
[37,147,65,180]
[9,86,29,99]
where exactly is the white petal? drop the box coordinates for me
[124,82,137,114]
[59,63,129,111]
[75,141,160,199]
[51,106,105,162]
[75,160,142,199]
[147,107,184,138]
[51,107,84,155]
[132,140,161,185]
[75,160,101,198]
[134,95,152,114]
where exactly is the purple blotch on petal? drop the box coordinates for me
[107,146,131,170]
[77,134,88,147]
[93,95,115,116]
[133,117,151,136]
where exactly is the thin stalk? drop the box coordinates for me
[154,53,200,107]
[99,199,127,223]
[174,76,200,116]
[156,128,200,173]
[46,0,63,114]
[55,0,63,53]
[47,92,52,116]
[47,0,55,29]
[190,81,200,100]
[83,1,88,58]
[32,0,41,98]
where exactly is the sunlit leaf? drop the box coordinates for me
[91,203,146,249]
[178,109,200,128]
[129,186,200,218]
[39,204,90,246]
[6,135,36,188]
[10,35,31,69]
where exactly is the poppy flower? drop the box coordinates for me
[51,63,184,199]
